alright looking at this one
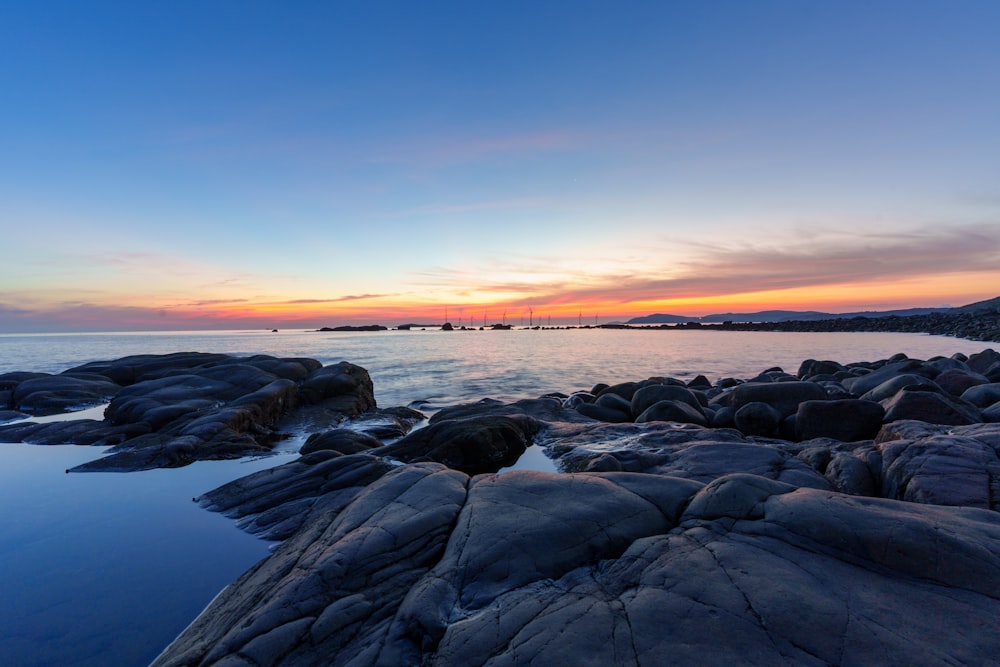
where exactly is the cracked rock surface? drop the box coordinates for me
[154,465,1000,666]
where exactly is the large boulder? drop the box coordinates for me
[842,359,938,396]
[934,368,990,397]
[375,415,539,475]
[734,401,783,437]
[635,399,708,426]
[881,387,982,426]
[859,373,940,402]
[630,384,703,417]
[795,399,885,441]
[729,381,827,417]
[298,361,376,417]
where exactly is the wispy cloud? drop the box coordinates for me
[408,222,1000,307]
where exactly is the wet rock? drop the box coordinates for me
[795,398,885,441]
[0,409,27,424]
[298,361,375,417]
[198,452,397,539]
[10,374,120,415]
[375,415,539,475]
[301,429,383,455]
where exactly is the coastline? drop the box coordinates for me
[3,337,1000,665]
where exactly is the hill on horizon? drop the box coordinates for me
[623,299,998,325]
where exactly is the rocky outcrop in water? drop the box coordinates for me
[0,353,384,471]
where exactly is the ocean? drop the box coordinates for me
[0,328,993,666]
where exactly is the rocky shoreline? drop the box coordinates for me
[694,309,1000,343]
[3,349,1000,665]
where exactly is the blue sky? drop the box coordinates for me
[2,1,999,331]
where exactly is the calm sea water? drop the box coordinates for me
[0,328,993,666]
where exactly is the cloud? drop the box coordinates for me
[279,294,396,304]
[409,222,1000,307]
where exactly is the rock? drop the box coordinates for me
[198,452,397,539]
[298,361,376,417]
[375,415,539,475]
[0,353,386,472]
[859,373,941,402]
[576,401,632,423]
[63,352,233,385]
[594,391,634,414]
[301,429,383,455]
[596,381,640,401]
[934,368,990,397]
[795,399,885,441]
[630,384,703,417]
[10,374,120,415]
[635,399,708,426]
[961,383,1000,408]
[967,348,1000,376]
[153,463,469,667]
[729,381,827,417]
[687,374,712,389]
[796,358,847,379]
[881,387,982,425]
[879,433,1000,510]
[841,359,937,396]
[156,469,1000,667]
[733,401,782,436]
[0,409,27,424]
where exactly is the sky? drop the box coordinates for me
[2,1,999,332]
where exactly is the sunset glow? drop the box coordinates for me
[2,2,999,332]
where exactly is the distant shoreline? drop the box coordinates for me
[314,310,1000,344]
